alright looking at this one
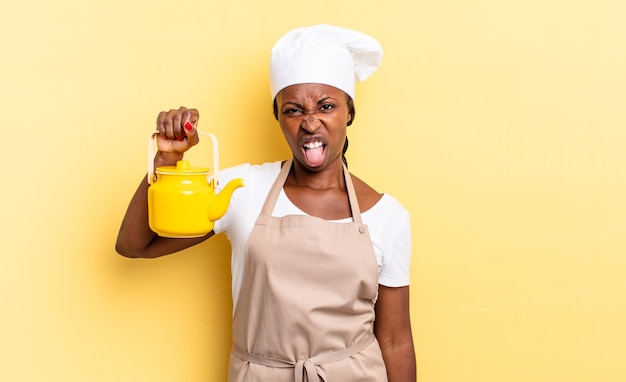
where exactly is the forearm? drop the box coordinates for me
[115,175,159,258]
[374,285,416,382]
[380,340,416,382]
[115,152,211,258]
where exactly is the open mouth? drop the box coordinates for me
[303,140,326,166]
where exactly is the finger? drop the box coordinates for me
[163,108,182,139]
[171,109,184,141]
[183,121,199,146]
[175,107,191,141]
[182,108,199,128]
[179,108,198,142]
[156,111,168,138]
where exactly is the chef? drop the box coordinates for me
[116,24,416,382]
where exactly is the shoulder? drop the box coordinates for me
[215,161,282,212]
[363,193,412,286]
[217,161,281,187]
[213,161,282,234]
[349,173,383,213]
[362,193,411,239]
[367,193,410,221]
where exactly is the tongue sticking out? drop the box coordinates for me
[304,146,325,166]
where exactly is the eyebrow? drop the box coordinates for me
[280,96,336,109]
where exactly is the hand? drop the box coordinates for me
[155,106,200,155]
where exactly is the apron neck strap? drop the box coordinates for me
[261,158,363,224]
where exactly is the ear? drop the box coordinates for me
[347,112,353,126]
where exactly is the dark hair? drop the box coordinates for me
[273,93,355,167]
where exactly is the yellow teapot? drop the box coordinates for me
[147,131,244,238]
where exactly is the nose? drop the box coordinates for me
[301,111,321,132]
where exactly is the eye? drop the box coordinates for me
[282,108,302,116]
[319,103,334,112]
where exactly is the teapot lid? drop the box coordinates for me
[155,160,209,175]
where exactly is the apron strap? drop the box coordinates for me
[260,158,293,216]
[343,162,362,225]
[231,333,375,382]
[260,158,363,224]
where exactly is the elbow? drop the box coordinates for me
[115,243,136,258]
[115,238,144,258]
[377,333,415,353]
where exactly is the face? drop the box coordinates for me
[275,83,352,171]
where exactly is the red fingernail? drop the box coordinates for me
[177,136,184,141]
[184,122,193,131]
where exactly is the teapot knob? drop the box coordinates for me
[176,161,191,171]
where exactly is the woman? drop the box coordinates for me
[116,24,416,381]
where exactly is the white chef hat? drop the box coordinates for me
[269,24,383,100]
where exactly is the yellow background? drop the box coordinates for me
[1,0,625,381]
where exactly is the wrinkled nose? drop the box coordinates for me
[301,112,321,132]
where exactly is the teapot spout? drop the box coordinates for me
[207,178,245,221]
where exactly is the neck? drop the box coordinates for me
[287,158,346,191]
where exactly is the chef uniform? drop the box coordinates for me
[227,24,387,381]
[228,159,388,381]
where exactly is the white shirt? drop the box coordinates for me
[214,161,412,307]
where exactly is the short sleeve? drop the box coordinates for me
[365,195,412,287]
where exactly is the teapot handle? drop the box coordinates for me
[148,131,220,186]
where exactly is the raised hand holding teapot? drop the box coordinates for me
[147,121,244,238]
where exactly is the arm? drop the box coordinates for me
[374,285,416,382]
[115,107,214,258]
